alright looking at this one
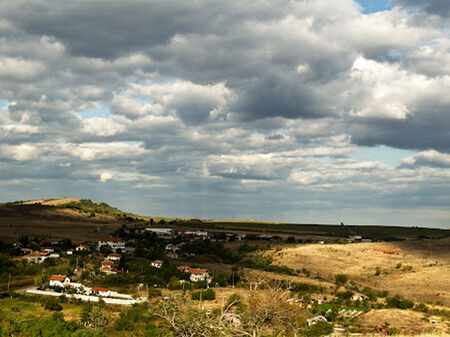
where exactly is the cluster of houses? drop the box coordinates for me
[99,253,122,275]
[48,275,124,298]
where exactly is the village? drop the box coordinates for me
[1,218,447,337]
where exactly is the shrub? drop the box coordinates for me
[386,295,414,309]
[148,288,162,298]
[335,274,348,286]
[42,297,63,311]
[306,321,334,337]
[191,289,215,301]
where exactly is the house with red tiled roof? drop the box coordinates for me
[151,260,164,268]
[106,253,121,261]
[49,275,71,287]
[90,287,111,297]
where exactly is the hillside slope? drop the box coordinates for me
[0,198,146,242]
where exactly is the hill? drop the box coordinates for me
[0,198,147,242]
[269,238,450,306]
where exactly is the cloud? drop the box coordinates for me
[0,0,449,225]
[399,150,450,168]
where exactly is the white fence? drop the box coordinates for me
[25,288,147,306]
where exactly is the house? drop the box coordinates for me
[106,253,121,261]
[352,293,366,301]
[145,228,174,236]
[100,266,117,275]
[13,242,22,249]
[43,247,54,253]
[177,265,191,273]
[76,244,90,252]
[97,238,126,251]
[49,253,60,258]
[20,248,33,255]
[49,275,71,287]
[165,244,180,252]
[307,315,328,326]
[101,261,114,267]
[184,231,208,238]
[67,249,74,255]
[20,251,49,263]
[189,268,209,282]
[151,260,164,268]
[90,287,111,297]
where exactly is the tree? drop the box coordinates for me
[335,274,348,286]
[80,305,108,329]
[42,297,63,311]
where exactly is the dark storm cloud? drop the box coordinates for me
[350,100,450,153]
[0,0,449,225]
[393,0,450,17]
[1,0,291,59]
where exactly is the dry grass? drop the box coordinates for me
[22,198,81,206]
[0,203,122,242]
[271,238,450,305]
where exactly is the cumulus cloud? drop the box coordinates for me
[0,0,449,225]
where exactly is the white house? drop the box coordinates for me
[67,249,74,255]
[151,260,164,268]
[76,245,90,252]
[49,253,60,258]
[188,268,209,282]
[90,287,111,297]
[106,253,121,261]
[165,244,180,252]
[307,315,328,326]
[49,275,71,287]
[352,293,366,301]
[97,238,126,251]
[146,228,174,236]
[19,251,49,263]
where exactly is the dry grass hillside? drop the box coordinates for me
[0,202,123,242]
[271,238,450,306]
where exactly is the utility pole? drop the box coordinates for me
[200,291,203,310]
[232,273,235,288]
[7,274,11,291]
[75,257,78,271]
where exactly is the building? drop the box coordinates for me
[19,251,49,263]
[106,253,121,261]
[101,261,114,267]
[49,253,60,258]
[165,244,180,252]
[151,260,164,268]
[43,247,54,253]
[97,238,126,251]
[352,293,366,301]
[188,268,209,282]
[67,249,74,255]
[90,287,111,297]
[100,266,117,275]
[307,315,328,326]
[184,231,208,238]
[76,245,90,252]
[145,228,174,236]
[49,275,71,287]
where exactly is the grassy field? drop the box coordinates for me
[269,238,450,306]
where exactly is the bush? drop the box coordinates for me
[306,321,334,337]
[335,274,348,286]
[191,289,215,301]
[42,297,63,311]
[148,288,162,298]
[386,295,414,309]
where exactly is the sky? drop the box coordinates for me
[1,0,449,228]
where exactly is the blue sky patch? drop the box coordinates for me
[76,103,110,119]
[355,0,392,13]
[352,145,416,166]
